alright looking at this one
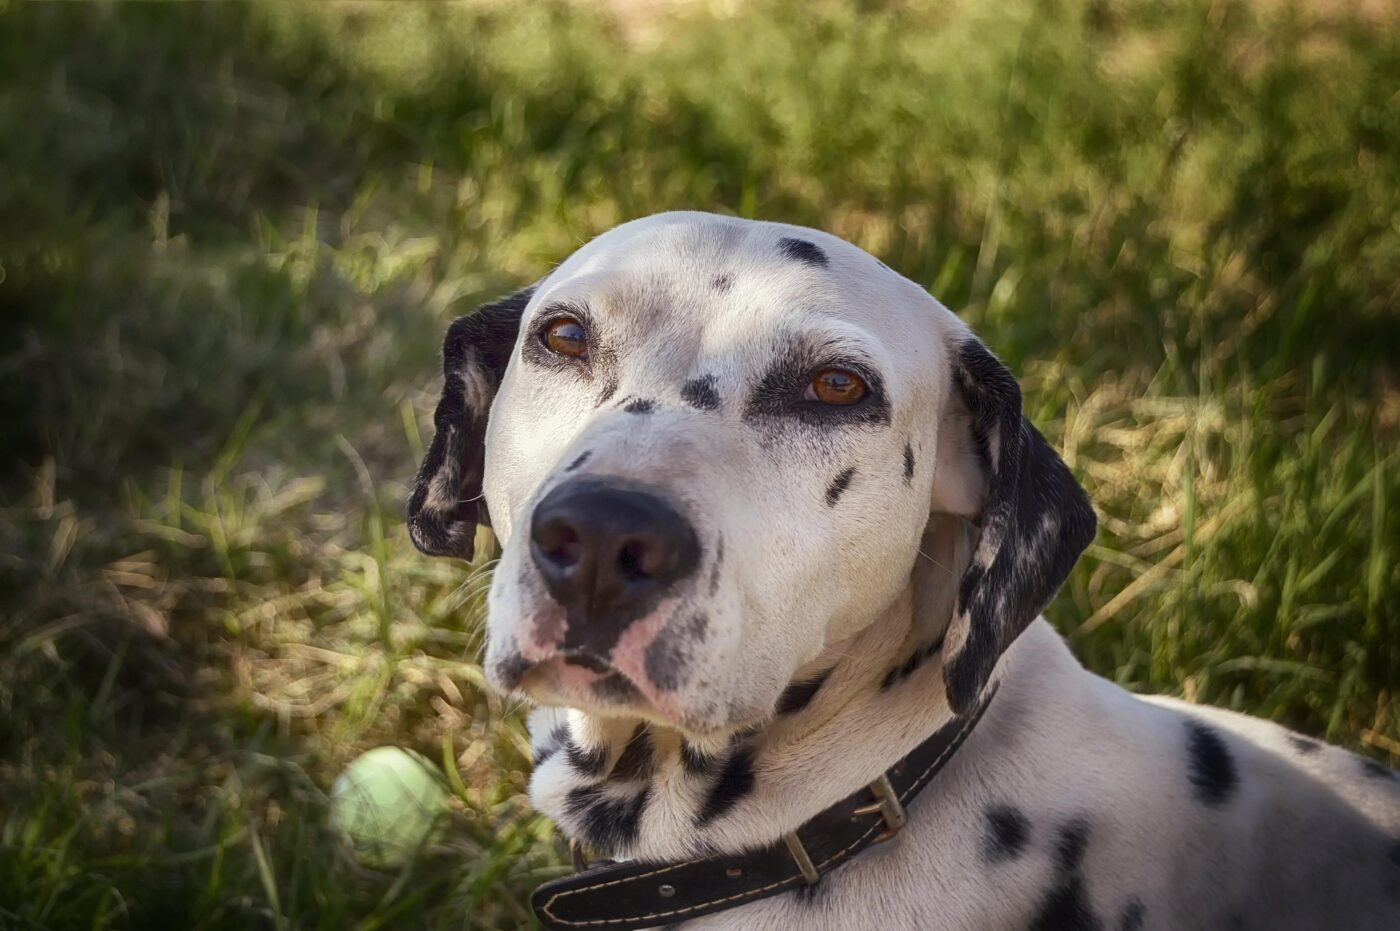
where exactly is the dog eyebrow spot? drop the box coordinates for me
[696,745,756,826]
[903,442,915,484]
[775,668,833,715]
[681,374,721,411]
[826,467,856,506]
[712,274,734,293]
[565,450,592,472]
[1185,722,1238,806]
[623,397,655,414]
[982,805,1030,862]
[777,236,828,268]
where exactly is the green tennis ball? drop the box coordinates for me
[330,746,449,866]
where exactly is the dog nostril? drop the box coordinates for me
[537,523,582,568]
[616,540,650,581]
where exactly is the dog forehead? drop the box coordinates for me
[536,212,953,364]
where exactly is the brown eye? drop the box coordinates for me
[807,368,868,406]
[543,317,588,358]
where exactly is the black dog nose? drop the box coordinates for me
[530,480,700,634]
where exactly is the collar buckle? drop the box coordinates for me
[851,772,907,843]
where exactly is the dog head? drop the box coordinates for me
[409,212,1094,734]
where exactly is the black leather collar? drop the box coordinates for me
[531,685,998,930]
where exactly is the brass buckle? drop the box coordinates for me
[851,773,907,843]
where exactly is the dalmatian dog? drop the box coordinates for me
[408,212,1400,930]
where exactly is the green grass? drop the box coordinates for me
[1,0,1397,927]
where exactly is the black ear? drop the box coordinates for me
[407,286,536,559]
[932,337,1096,715]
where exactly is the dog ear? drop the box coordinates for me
[930,336,1096,715]
[407,285,537,559]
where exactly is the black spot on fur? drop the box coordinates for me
[492,651,531,689]
[880,635,945,691]
[1185,722,1239,807]
[623,397,655,414]
[826,468,856,506]
[1031,819,1102,931]
[610,724,653,782]
[1055,818,1090,872]
[775,669,832,715]
[533,724,571,767]
[679,741,721,777]
[681,374,721,412]
[712,274,734,293]
[903,442,915,483]
[1287,734,1321,755]
[1119,898,1145,931]
[777,237,828,268]
[564,738,609,777]
[564,785,650,854]
[565,450,592,472]
[982,805,1029,863]
[697,746,756,826]
[643,613,708,692]
[1032,875,1102,931]
[598,379,619,405]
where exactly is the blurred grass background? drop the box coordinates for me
[1,0,1397,927]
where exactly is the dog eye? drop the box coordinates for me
[543,318,589,358]
[806,368,868,406]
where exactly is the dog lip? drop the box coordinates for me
[559,650,614,675]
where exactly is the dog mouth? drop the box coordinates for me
[516,651,687,725]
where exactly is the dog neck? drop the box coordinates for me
[526,515,974,864]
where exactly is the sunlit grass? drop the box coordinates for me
[1,0,1397,927]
